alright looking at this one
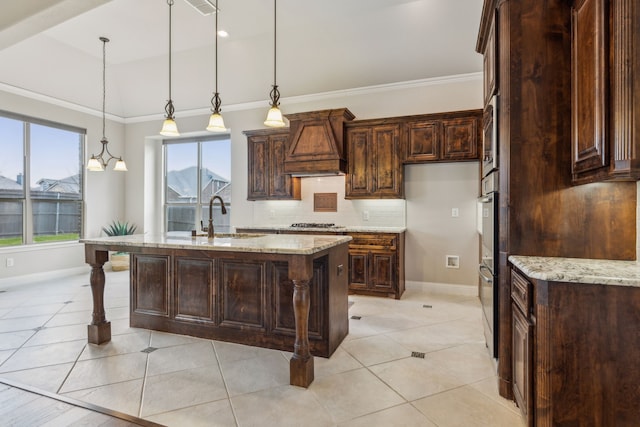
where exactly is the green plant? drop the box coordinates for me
[102,220,137,236]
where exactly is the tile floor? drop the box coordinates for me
[0,270,524,427]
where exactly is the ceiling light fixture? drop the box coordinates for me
[87,36,127,172]
[264,0,285,127]
[160,0,180,136]
[206,0,226,132]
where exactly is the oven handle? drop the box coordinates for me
[479,195,493,203]
[478,264,494,284]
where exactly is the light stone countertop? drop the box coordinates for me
[80,232,352,255]
[509,255,640,287]
[237,225,407,233]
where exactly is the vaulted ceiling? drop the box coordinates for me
[0,0,483,119]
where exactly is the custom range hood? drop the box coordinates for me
[284,108,355,176]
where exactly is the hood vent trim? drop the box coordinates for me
[283,108,355,176]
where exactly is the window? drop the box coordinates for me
[0,112,84,247]
[164,136,231,232]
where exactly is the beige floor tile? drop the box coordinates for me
[358,313,424,334]
[0,363,73,393]
[412,385,525,427]
[469,376,521,415]
[0,315,51,333]
[78,330,151,360]
[146,341,217,376]
[341,334,410,366]
[342,318,379,342]
[338,403,437,427]
[60,352,147,393]
[310,368,404,423]
[313,347,363,379]
[369,356,466,401]
[0,339,85,373]
[141,366,228,417]
[63,378,144,417]
[427,342,496,385]
[23,323,87,347]
[44,310,93,328]
[146,399,237,427]
[232,384,334,427]
[385,324,457,355]
[0,330,35,350]
[4,303,65,319]
[214,340,281,363]
[220,351,289,397]
[149,330,208,348]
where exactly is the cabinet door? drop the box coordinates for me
[369,251,396,292]
[441,117,479,161]
[512,303,533,424]
[483,11,497,106]
[269,134,295,198]
[571,0,609,179]
[348,250,369,290]
[404,120,440,163]
[371,124,403,197]
[346,127,373,198]
[247,136,269,200]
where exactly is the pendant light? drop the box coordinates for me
[87,36,127,172]
[264,0,285,127]
[206,0,226,132]
[160,0,180,136]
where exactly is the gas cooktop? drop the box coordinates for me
[290,223,344,229]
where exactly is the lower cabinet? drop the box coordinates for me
[510,265,640,426]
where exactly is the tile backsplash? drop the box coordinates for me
[251,176,406,227]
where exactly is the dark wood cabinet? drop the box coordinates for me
[571,0,640,184]
[347,232,404,299]
[345,122,403,199]
[245,129,301,200]
[402,110,482,164]
[483,10,497,105]
[510,264,640,426]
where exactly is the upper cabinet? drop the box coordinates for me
[245,129,301,201]
[345,121,403,199]
[403,110,482,164]
[571,0,640,184]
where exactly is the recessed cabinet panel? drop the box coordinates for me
[571,0,609,178]
[269,134,294,197]
[370,252,395,291]
[512,303,532,422]
[131,254,170,317]
[219,260,266,330]
[442,117,479,160]
[348,251,368,290]
[372,125,402,195]
[405,120,440,162]
[346,128,372,198]
[272,260,325,339]
[175,257,215,323]
[248,136,269,198]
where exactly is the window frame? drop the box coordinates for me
[163,134,231,233]
[0,110,85,247]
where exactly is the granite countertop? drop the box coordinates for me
[80,232,352,255]
[237,225,407,233]
[509,255,640,287]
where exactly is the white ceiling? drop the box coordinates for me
[0,0,483,119]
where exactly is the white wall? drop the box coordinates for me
[0,89,126,280]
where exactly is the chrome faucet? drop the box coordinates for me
[207,195,227,238]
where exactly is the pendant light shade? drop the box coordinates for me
[264,0,285,127]
[87,36,127,172]
[206,0,226,132]
[160,0,180,136]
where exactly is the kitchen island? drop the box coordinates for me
[81,232,351,388]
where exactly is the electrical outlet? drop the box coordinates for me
[6,258,14,267]
[363,211,370,221]
[451,208,459,217]
[269,210,275,218]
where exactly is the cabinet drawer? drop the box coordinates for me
[511,269,531,316]
[348,233,397,250]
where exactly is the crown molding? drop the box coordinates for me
[0,72,482,125]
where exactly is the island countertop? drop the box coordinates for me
[80,232,352,255]
[509,255,640,287]
[236,225,407,233]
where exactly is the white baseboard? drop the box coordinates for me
[406,280,478,297]
[0,266,91,288]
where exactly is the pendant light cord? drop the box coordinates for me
[168,0,173,102]
[215,0,218,93]
[101,37,107,140]
[273,0,277,87]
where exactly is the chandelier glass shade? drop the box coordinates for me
[87,36,127,172]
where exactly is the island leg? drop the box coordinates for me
[85,246,111,344]
[289,256,314,387]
